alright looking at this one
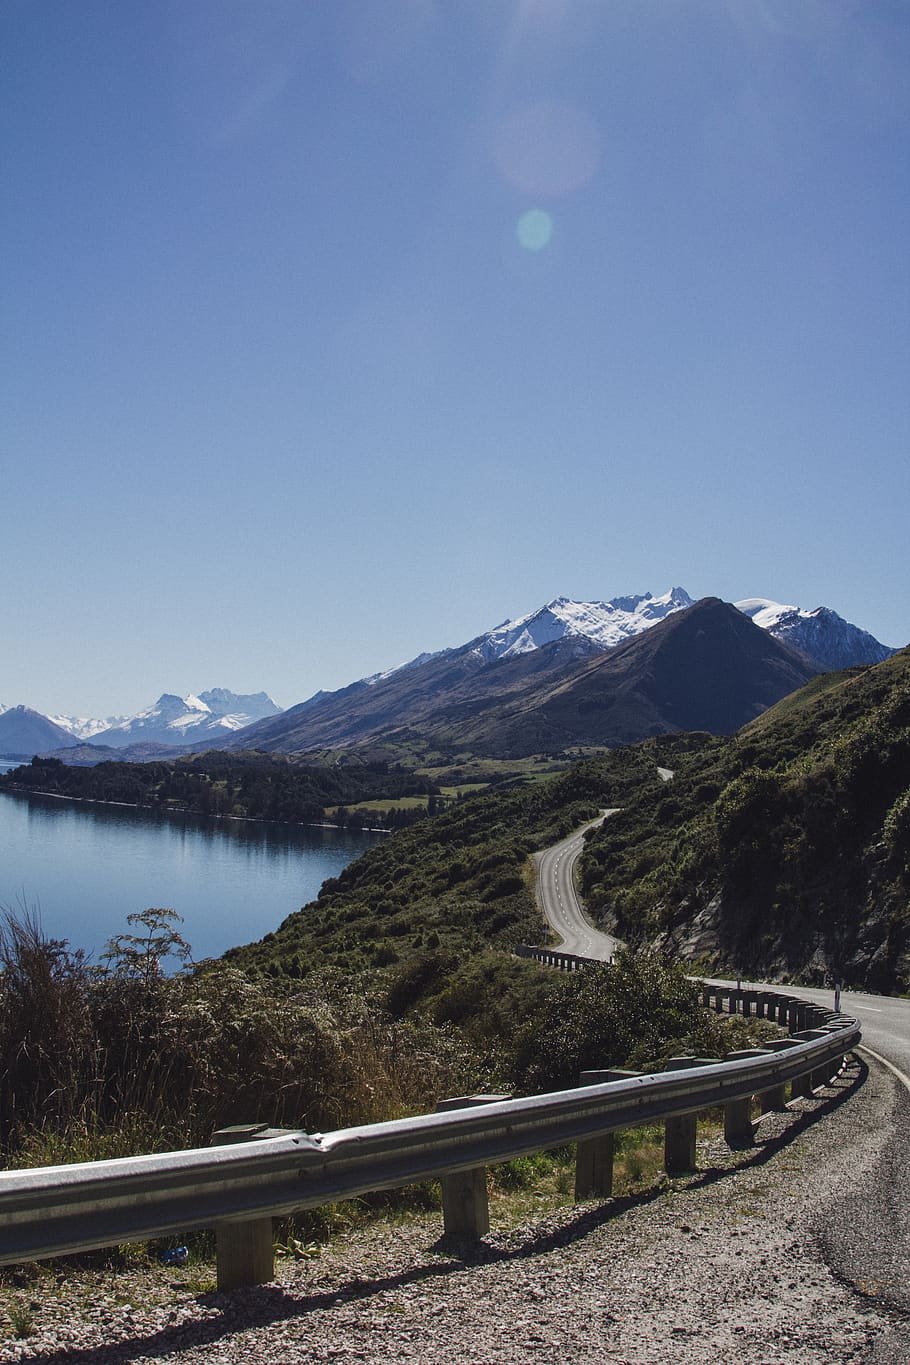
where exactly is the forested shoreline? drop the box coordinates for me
[0,752,439,829]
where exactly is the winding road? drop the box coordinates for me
[532,805,910,1349]
[534,810,622,959]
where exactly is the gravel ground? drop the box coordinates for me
[2,1054,908,1365]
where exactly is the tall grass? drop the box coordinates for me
[0,910,482,1168]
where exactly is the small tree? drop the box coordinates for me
[101,908,193,986]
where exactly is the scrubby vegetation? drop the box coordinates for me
[580,650,910,990]
[0,909,478,1167]
[224,746,661,979]
[0,904,732,1180]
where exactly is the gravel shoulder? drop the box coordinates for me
[2,1054,908,1365]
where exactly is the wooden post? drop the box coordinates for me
[664,1114,697,1173]
[790,1030,833,1097]
[436,1095,509,1239]
[662,1058,719,1174]
[211,1124,275,1292]
[758,1036,802,1107]
[722,1049,766,1142]
[574,1069,640,1200]
[790,1069,814,1099]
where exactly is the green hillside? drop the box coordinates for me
[229,649,910,996]
[580,649,910,991]
[225,752,653,978]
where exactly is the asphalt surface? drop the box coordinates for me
[702,976,910,1357]
[532,804,910,1357]
[533,810,621,959]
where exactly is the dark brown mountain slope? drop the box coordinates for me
[223,633,601,755]
[227,599,817,759]
[418,598,819,756]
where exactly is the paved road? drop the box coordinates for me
[534,811,622,959]
[708,975,910,1085]
[709,975,910,1345]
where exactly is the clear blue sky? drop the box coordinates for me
[3,1,908,717]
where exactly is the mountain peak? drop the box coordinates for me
[0,705,78,757]
[474,587,697,663]
[735,597,895,671]
[93,688,283,749]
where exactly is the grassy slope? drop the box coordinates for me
[225,752,658,979]
[580,650,910,991]
[227,649,910,994]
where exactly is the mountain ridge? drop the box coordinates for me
[4,587,899,761]
[224,598,820,759]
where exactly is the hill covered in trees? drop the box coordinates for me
[579,649,910,991]
[229,649,910,996]
[0,752,438,828]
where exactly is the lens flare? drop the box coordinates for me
[516,208,554,251]
[493,100,600,198]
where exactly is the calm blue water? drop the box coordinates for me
[0,782,380,963]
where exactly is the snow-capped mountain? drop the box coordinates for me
[50,714,128,741]
[735,599,895,671]
[0,705,78,756]
[464,587,893,675]
[94,689,282,749]
[359,586,893,694]
[474,587,696,662]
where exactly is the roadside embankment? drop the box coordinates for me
[2,1055,907,1364]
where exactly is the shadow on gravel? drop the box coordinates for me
[20,1061,866,1364]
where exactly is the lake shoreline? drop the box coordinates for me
[0,784,392,834]
[0,788,380,961]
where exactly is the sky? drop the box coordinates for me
[2,0,908,719]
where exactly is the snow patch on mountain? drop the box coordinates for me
[94,689,282,748]
[50,714,128,740]
[364,652,446,686]
[735,598,895,671]
[475,587,696,662]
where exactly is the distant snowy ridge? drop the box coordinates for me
[475,587,696,661]
[361,589,696,686]
[94,688,282,748]
[735,598,895,671]
[50,714,127,740]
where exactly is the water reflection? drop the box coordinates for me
[0,790,380,963]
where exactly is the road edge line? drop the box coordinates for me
[857,1043,910,1095]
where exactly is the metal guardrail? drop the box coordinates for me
[0,1002,859,1286]
[514,943,601,971]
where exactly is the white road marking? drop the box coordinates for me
[858,1044,910,1095]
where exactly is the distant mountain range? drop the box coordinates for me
[735,597,894,672]
[0,706,79,758]
[0,689,280,759]
[227,597,825,759]
[89,688,281,749]
[1,588,899,761]
[364,586,894,681]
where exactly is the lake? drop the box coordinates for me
[0,780,381,963]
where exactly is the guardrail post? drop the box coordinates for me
[436,1095,509,1238]
[663,1058,720,1173]
[722,1050,767,1141]
[574,1069,640,1200]
[211,1124,278,1292]
[789,1030,832,1097]
[757,1039,801,1105]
